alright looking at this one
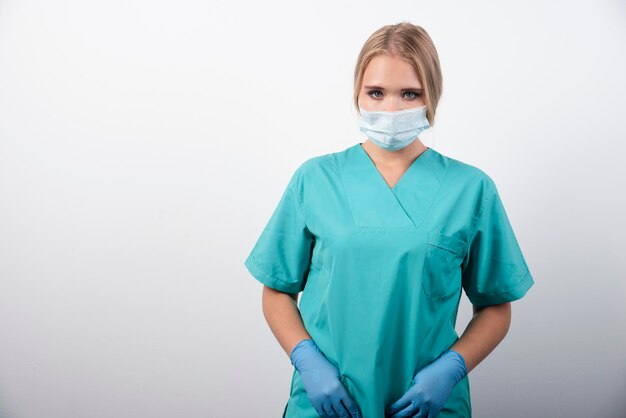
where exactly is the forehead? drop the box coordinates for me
[362,54,422,88]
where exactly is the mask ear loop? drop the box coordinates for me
[431,119,436,148]
[426,111,436,149]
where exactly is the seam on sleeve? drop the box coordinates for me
[289,183,307,221]
[467,180,497,247]
[466,269,531,298]
[247,254,286,282]
[466,270,533,307]
[288,165,311,232]
[245,254,303,292]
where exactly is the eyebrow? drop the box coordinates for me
[364,85,423,91]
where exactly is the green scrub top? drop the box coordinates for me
[244,143,534,418]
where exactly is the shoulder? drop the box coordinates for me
[290,150,338,182]
[298,152,335,173]
[437,151,498,197]
[286,151,337,195]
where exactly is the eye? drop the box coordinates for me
[366,90,422,100]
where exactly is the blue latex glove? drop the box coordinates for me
[290,338,362,418]
[385,349,468,418]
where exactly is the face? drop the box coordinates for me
[358,54,425,112]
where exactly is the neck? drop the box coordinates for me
[360,139,428,166]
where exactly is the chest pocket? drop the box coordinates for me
[421,232,467,299]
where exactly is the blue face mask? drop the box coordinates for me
[357,105,430,151]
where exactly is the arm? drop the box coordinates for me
[449,301,512,373]
[261,285,363,417]
[261,285,311,358]
[386,302,511,417]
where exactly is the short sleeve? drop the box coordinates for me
[244,167,314,294]
[461,178,535,307]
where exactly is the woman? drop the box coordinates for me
[244,22,534,418]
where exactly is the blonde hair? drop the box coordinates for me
[353,22,443,126]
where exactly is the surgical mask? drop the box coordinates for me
[357,105,430,151]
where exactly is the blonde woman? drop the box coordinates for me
[245,22,534,418]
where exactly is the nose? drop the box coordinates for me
[381,97,404,112]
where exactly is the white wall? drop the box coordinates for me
[0,0,624,417]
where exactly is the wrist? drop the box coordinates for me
[289,338,318,369]
[442,349,468,384]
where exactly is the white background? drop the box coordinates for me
[0,0,625,417]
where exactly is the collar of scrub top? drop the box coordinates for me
[339,142,446,230]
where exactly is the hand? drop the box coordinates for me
[290,339,362,418]
[385,349,467,418]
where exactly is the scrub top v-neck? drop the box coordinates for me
[356,142,429,191]
[244,142,535,418]
[346,143,444,229]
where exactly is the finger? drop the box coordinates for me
[337,386,361,417]
[312,405,326,418]
[342,398,362,418]
[414,402,428,418]
[385,392,413,416]
[322,399,339,418]
[331,398,350,418]
[389,401,417,418]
